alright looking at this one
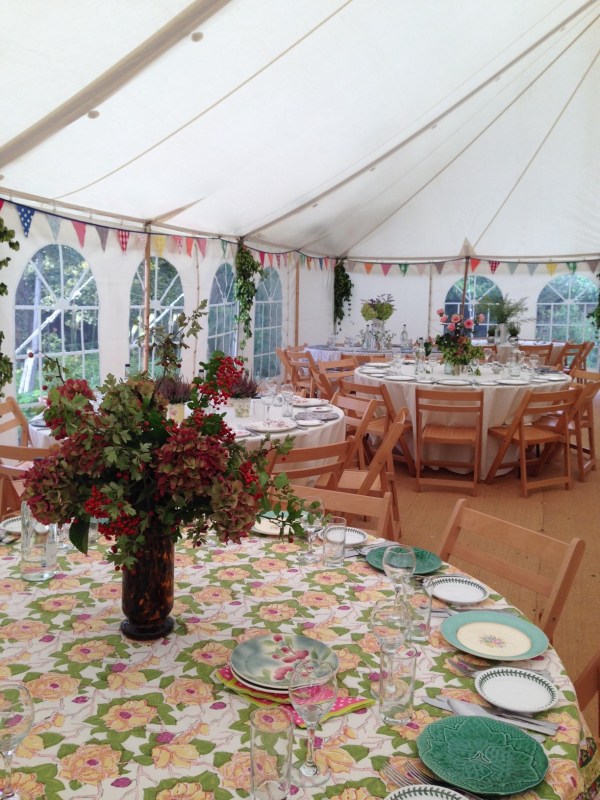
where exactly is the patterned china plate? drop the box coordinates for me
[0,516,21,535]
[440,611,549,660]
[234,429,252,438]
[295,419,323,427]
[366,546,442,575]
[417,716,548,794]
[344,527,368,547]
[532,374,568,382]
[229,664,290,696]
[292,397,329,407]
[251,514,292,537]
[385,375,414,381]
[435,378,472,386]
[385,786,468,800]
[230,633,338,690]
[310,411,340,421]
[362,371,388,378]
[474,667,558,713]
[427,575,489,605]
[245,419,297,433]
[497,378,529,385]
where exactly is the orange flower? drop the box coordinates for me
[49,574,83,590]
[544,757,583,797]
[300,591,338,608]
[102,699,157,731]
[271,542,300,554]
[313,571,347,586]
[250,584,283,598]
[334,648,361,672]
[218,752,252,791]
[0,578,27,594]
[67,640,115,663]
[164,678,213,706]
[191,642,231,667]
[91,583,122,601]
[39,594,80,612]
[352,586,388,602]
[193,586,233,604]
[59,743,121,785]
[303,624,339,643]
[107,669,147,691]
[27,672,79,700]
[236,628,267,643]
[331,788,379,800]
[0,620,49,640]
[1,771,45,798]
[253,557,288,572]
[156,782,213,799]
[214,567,250,581]
[357,632,380,654]
[546,710,582,745]
[152,741,201,769]
[257,603,296,622]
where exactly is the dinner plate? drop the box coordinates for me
[229,664,290,696]
[246,419,298,433]
[292,397,329,407]
[234,429,252,438]
[310,411,340,421]
[230,633,338,690]
[0,516,21,535]
[362,371,388,377]
[534,374,568,382]
[29,418,48,428]
[427,575,489,605]
[498,378,529,385]
[344,527,368,547]
[473,379,498,386]
[440,611,549,660]
[385,375,414,381]
[417,716,548,794]
[474,667,558,713]
[435,378,472,386]
[366,546,442,575]
[384,786,469,800]
[251,514,292,537]
[296,419,323,427]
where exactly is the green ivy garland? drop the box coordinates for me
[0,214,20,396]
[587,274,600,332]
[234,242,265,350]
[333,258,353,331]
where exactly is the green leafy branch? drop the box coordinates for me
[234,243,264,350]
[334,258,353,331]
[0,213,20,395]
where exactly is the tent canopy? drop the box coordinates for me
[1,0,599,260]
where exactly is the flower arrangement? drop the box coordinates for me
[435,309,485,366]
[360,293,395,322]
[22,350,303,571]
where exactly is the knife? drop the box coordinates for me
[424,695,556,736]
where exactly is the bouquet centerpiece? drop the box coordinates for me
[360,293,395,322]
[435,309,485,366]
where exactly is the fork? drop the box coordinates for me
[405,761,487,800]
[450,657,553,682]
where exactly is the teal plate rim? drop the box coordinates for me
[365,545,442,575]
[440,610,549,661]
[417,715,548,795]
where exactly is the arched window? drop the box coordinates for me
[129,257,184,376]
[14,244,99,405]
[253,267,283,378]
[536,274,598,366]
[444,275,502,337]
[208,263,237,356]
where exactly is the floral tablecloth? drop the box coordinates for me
[0,535,598,800]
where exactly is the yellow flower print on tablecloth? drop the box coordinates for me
[546,709,582,745]
[27,672,79,700]
[17,710,65,759]
[218,751,252,791]
[193,586,233,604]
[156,781,213,800]
[236,627,268,643]
[0,620,49,640]
[356,632,380,655]
[437,687,485,706]
[211,550,244,564]
[1,771,45,798]
[428,628,450,650]
[257,603,297,622]
[49,573,84,590]
[270,541,300,554]
[0,577,27,594]
[214,566,251,582]
[72,609,114,634]
[152,739,202,769]
[302,624,340,643]
[183,618,221,637]
[330,788,379,800]
[59,743,121,785]
[352,585,388,602]
[335,648,362,672]
[393,708,437,740]
[102,699,157,732]
[91,583,122,601]
[544,757,584,798]
[174,552,195,568]
[347,560,378,576]
[249,582,283,599]
[39,594,80,613]
[68,549,104,564]
[107,668,147,692]
[313,571,348,586]
[67,639,115,663]
[191,642,231,667]
[300,590,339,609]
[314,741,355,774]
[164,678,213,706]
[253,557,288,572]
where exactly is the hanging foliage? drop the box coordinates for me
[333,258,353,331]
[234,242,265,350]
[587,274,600,332]
[0,214,20,395]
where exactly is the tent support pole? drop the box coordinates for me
[460,256,470,317]
[294,256,300,345]
[142,228,151,372]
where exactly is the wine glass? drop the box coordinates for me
[382,545,417,602]
[483,347,493,364]
[297,497,324,565]
[369,600,411,698]
[529,354,540,376]
[288,660,338,787]
[0,682,34,800]
[281,382,294,417]
[262,381,277,421]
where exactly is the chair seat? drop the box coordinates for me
[422,424,478,445]
[488,424,564,445]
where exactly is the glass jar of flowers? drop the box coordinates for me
[435,309,485,370]
[22,324,306,641]
[361,294,395,349]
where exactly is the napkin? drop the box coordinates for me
[215,666,374,727]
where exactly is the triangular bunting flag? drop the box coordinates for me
[546,262,557,275]
[195,238,205,259]
[276,253,282,267]
[319,258,324,271]
[381,263,392,276]
[454,262,464,273]
[567,261,577,274]
[16,205,35,237]
[47,215,62,240]
[399,263,409,276]
[172,235,183,253]
[364,263,373,274]
[587,259,599,274]
[346,260,356,273]
[118,230,130,253]
[154,235,166,257]
[72,220,86,248]
[136,233,148,249]
[96,226,109,250]
[185,237,194,257]
[528,263,539,275]
[416,264,427,276]
[489,260,500,273]
[299,253,306,266]
[508,262,519,274]
[258,251,266,267]
[470,258,480,272]
[220,240,228,258]
[434,261,445,275]
[0,200,3,212]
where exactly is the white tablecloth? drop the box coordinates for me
[473,340,564,365]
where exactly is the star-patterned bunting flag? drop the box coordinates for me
[172,235,183,253]
[136,233,148,250]
[16,205,35,237]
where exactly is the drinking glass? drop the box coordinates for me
[369,599,411,699]
[280,383,294,417]
[378,645,418,725]
[322,517,347,567]
[529,354,540,376]
[0,682,35,800]
[483,347,493,364]
[262,381,277,421]
[297,497,324,565]
[288,660,338,787]
[250,706,294,800]
[382,545,417,602]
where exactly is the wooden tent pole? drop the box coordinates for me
[294,255,300,345]
[142,227,151,372]
[460,256,470,317]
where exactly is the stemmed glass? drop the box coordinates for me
[483,347,493,364]
[529,354,540,377]
[262,380,277,421]
[0,682,34,800]
[288,660,338,787]
[382,545,417,603]
[369,599,411,698]
[297,497,324,565]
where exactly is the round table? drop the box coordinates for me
[0,534,596,799]
[354,363,571,477]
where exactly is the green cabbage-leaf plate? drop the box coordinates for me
[417,716,548,794]
[366,546,442,575]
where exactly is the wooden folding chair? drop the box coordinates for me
[438,498,585,641]
[331,414,409,541]
[309,366,335,401]
[330,394,378,470]
[265,437,355,487]
[485,386,580,497]
[0,443,55,517]
[290,485,393,540]
[350,354,391,366]
[518,343,554,366]
[555,342,589,374]
[574,645,600,733]
[0,396,32,446]
[338,377,415,475]
[554,369,600,481]
[275,347,293,384]
[414,388,484,496]
[285,349,317,396]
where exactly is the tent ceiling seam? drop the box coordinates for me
[243,0,598,240]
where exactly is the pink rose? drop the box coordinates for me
[436,308,444,316]
[440,315,448,323]
[464,318,474,329]
[451,314,461,323]
[447,323,456,332]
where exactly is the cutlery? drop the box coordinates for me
[404,761,487,800]
[449,657,554,682]
[446,698,549,740]
[431,607,518,618]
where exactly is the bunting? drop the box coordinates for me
[399,263,408,276]
[275,253,282,268]
[0,200,3,212]
[258,251,266,267]
[587,259,599,274]
[186,237,194,257]
[47,215,62,241]
[72,220,86,248]
[508,262,519,275]
[346,260,356,273]
[198,238,207,258]
[96,226,109,250]
[434,261,445,275]
[117,230,130,253]
[546,262,557,276]
[172,235,183,253]
[136,233,148,250]
[470,258,480,272]
[154,235,166,257]
[489,260,500,273]
[567,261,577,274]
[454,262,463,274]
[220,240,228,258]
[16,205,35,237]
[416,264,427,276]
[364,263,373,274]
[528,263,539,275]
[381,263,392,276]
[319,258,324,271]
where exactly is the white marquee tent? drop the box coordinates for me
[1,0,599,382]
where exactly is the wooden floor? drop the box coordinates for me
[394,395,600,737]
